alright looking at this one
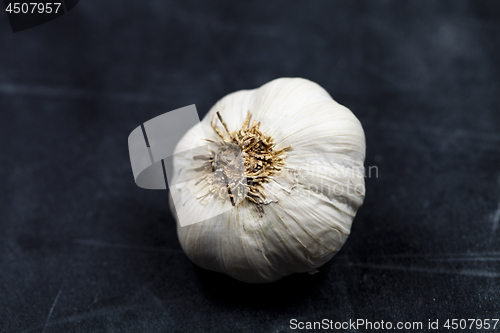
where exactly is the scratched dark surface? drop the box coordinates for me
[1,1,499,332]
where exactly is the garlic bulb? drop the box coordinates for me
[169,78,366,283]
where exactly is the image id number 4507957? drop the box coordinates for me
[5,3,62,14]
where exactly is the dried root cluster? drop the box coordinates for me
[194,111,290,206]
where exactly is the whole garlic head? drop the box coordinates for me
[169,78,365,283]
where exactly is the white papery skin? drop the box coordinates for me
[169,78,365,283]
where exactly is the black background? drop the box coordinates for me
[1,1,499,332]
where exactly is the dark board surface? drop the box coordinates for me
[1,1,499,332]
